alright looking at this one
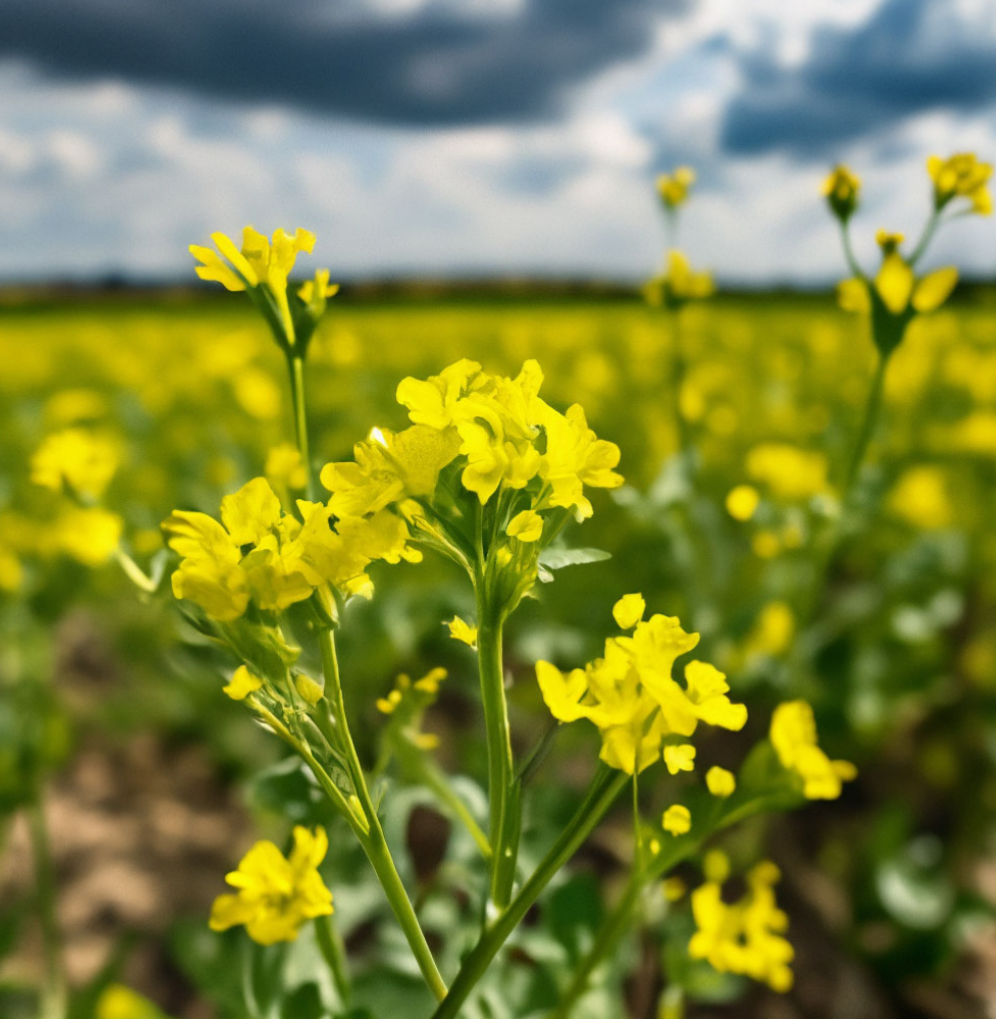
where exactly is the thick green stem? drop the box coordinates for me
[430,768,628,1019]
[317,626,447,1001]
[315,913,351,1006]
[28,794,67,1019]
[476,604,518,912]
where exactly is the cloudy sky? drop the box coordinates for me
[2,0,995,285]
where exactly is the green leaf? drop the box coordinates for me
[538,548,612,571]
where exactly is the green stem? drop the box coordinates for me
[842,350,890,503]
[430,768,628,1019]
[28,794,67,1019]
[840,220,865,279]
[317,626,447,1001]
[286,354,314,499]
[476,603,518,912]
[550,871,643,1019]
[910,208,941,267]
[113,547,158,593]
[315,913,351,1005]
[403,744,492,860]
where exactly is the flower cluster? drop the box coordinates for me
[536,595,747,775]
[209,826,333,945]
[689,859,794,992]
[928,152,992,215]
[29,428,124,567]
[30,428,119,501]
[163,476,419,621]
[770,700,856,800]
[191,226,339,352]
[643,250,714,310]
[822,164,861,221]
[319,359,622,612]
[376,667,447,751]
[656,166,696,210]
[837,248,958,321]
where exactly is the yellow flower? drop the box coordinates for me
[746,443,828,501]
[644,251,714,309]
[295,674,324,706]
[838,255,959,318]
[51,507,123,566]
[612,593,645,630]
[298,269,340,304]
[96,984,166,1019]
[689,861,793,992]
[164,476,417,620]
[447,616,478,648]
[822,164,860,220]
[770,701,856,800]
[928,152,992,215]
[887,465,952,530]
[507,509,544,542]
[222,665,262,701]
[662,804,691,835]
[742,602,795,661]
[706,766,736,798]
[725,484,759,522]
[210,826,333,945]
[657,166,696,209]
[31,428,119,499]
[664,743,696,775]
[536,606,746,775]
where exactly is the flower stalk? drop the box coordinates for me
[28,791,67,1019]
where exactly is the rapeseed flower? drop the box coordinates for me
[644,251,714,310]
[657,166,696,209]
[31,428,119,500]
[662,804,691,835]
[746,443,829,501]
[689,861,793,992]
[190,227,337,351]
[822,165,861,220]
[927,152,992,215]
[770,701,856,800]
[209,826,333,945]
[447,616,478,648]
[838,254,958,319]
[705,766,736,798]
[163,476,418,620]
[887,465,953,530]
[536,596,746,775]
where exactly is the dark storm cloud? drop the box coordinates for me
[1,0,683,125]
[721,0,996,155]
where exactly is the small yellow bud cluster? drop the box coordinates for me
[376,667,448,751]
[689,859,794,992]
[822,164,861,221]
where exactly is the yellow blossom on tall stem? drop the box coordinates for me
[657,166,696,210]
[927,152,992,215]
